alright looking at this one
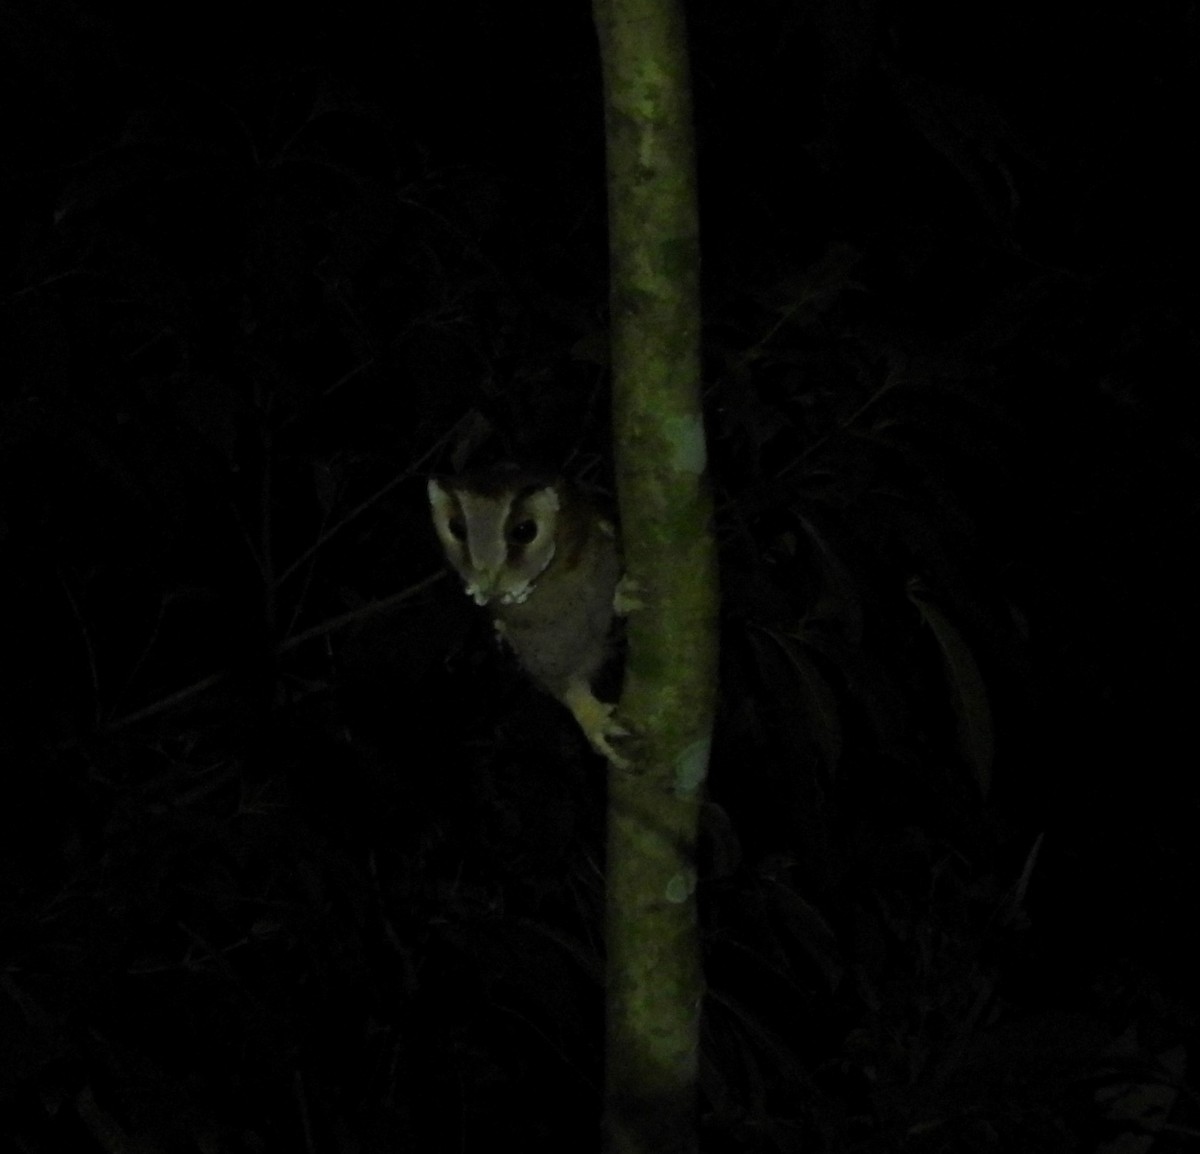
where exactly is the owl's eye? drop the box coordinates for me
[508,519,538,545]
[448,517,468,541]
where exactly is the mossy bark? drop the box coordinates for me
[593,2,717,1152]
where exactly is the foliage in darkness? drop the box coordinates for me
[1,2,1197,1151]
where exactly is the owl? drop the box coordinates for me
[428,467,630,767]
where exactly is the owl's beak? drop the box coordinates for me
[467,570,503,605]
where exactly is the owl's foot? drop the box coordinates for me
[562,680,631,769]
[613,574,644,616]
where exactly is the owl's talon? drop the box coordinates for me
[563,683,632,768]
[613,575,644,616]
[590,729,632,770]
[590,717,632,769]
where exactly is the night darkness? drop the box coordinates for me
[2,2,1198,1151]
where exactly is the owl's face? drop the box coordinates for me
[428,475,560,606]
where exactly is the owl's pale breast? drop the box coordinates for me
[493,518,620,692]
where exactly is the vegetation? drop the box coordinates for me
[2,3,1196,1151]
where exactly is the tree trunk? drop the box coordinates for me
[592,2,717,1152]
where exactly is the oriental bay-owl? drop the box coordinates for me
[428,466,630,766]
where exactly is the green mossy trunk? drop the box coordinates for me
[593,2,718,1152]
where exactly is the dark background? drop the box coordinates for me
[2,2,1197,1151]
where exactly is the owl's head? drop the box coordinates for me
[428,468,561,606]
